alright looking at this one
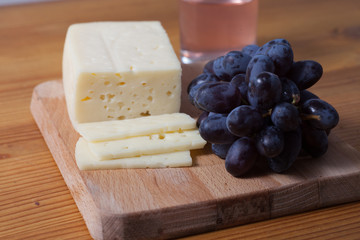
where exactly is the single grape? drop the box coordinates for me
[225,137,258,177]
[213,51,251,81]
[199,113,238,144]
[257,39,291,51]
[248,71,282,111]
[256,125,284,158]
[194,82,242,113]
[242,44,260,57]
[271,102,300,131]
[301,98,339,130]
[287,60,323,90]
[245,54,275,84]
[268,126,302,173]
[255,39,291,55]
[230,73,248,103]
[301,122,328,158]
[226,105,264,137]
[280,77,300,104]
[196,111,209,128]
[212,56,226,80]
[212,142,234,159]
[187,73,219,94]
[188,73,220,106]
[203,59,215,74]
[255,39,293,76]
[266,43,294,76]
[298,89,319,106]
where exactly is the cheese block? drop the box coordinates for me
[63,21,181,129]
[77,113,197,142]
[75,138,192,170]
[88,130,206,160]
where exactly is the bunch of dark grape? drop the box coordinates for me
[188,39,339,177]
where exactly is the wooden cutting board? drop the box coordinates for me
[30,80,360,240]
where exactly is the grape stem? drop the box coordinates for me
[292,94,300,105]
[262,109,272,118]
[301,113,321,121]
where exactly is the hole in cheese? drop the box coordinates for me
[166,91,172,96]
[104,81,110,86]
[117,102,124,109]
[117,116,125,120]
[140,111,151,117]
[81,96,91,101]
[107,93,115,101]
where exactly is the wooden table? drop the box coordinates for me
[1,0,360,239]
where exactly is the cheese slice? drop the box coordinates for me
[63,21,181,129]
[77,113,197,142]
[75,137,192,170]
[88,130,206,160]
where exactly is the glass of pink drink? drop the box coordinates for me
[179,0,258,64]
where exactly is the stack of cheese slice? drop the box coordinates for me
[75,113,207,170]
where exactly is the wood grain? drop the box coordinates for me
[30,80,360,239]
[1,0,360,239]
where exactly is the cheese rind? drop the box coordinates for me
[63,21,181,129]
[75,138,192,170]
[77,113,197,142]
[88,130,206,160]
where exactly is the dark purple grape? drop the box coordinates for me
[242,44,259,57]
[196,111,209,128]
[245,55,275,84]
[212,56,226,79]
[212,143,234,159]
[212,51,251,81]
[301,99,339,130]
[194,82,242,113]
[255,39,293,76]
[268,126,301,173]
[187,73,220,94]
[280,77,300,104]
[288,60,323,90]
[298,90,319,106]
[255,39,291,56]
[203,59,215,74]
[256,125,284,158]
[257,39,291,50]
[188,73,220,106]
[225,137,258,177]
[199,113,238,144]
[266,44,294,76]
[301,122,328,158]
[230,74,248,103]
[226,105,264,137]
[247,72,282,111]
[271,102,300,131]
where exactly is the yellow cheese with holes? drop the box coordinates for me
[63,21,181,129]
[77,113,197,142]
[88,130,206,160]
[75,138,192,170]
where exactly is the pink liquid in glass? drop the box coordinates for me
[179,0,258,64]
